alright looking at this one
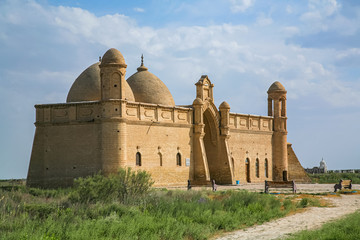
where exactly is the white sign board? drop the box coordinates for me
[185,158,190,166]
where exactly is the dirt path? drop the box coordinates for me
[215,194,360,240]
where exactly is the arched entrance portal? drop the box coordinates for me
[192,75,234,185]
[203,109,219,182]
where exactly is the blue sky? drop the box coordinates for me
[0,0,359,179]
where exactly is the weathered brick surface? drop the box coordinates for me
[228,130,273,183]
[27,123,101,188]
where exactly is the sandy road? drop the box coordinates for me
[214,184,360,240]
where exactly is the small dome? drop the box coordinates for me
[268,81,286,93]
[193,98,203,105]
[219,101,230,109]
[101,48,126,65]
[127,57,175,106]
[67,62,135,103]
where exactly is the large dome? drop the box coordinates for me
[67,63,101,102]
[67,62,135,103]
[127,58,175,106]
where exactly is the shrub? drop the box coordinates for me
[283,199,294,211]
[69,168,154,204]
[27,188,64,198]
[297,198,309,208]
[22,203,57,219]
[296,197,321,208]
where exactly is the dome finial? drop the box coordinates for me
[137,54,148,72]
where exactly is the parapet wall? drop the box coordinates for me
[229,113,273,132]
[34,101,193,126]
[125,102,192,125]
[35,101,101,124]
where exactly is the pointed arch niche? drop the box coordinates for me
[203,108,219,180]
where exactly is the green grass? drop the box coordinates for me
[286,211,360,240]
[0,189,292,239]
[309,172,360,184]
[0,169,316,240]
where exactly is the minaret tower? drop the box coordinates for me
[98,48,130,175]
[268,81,288,181]
[99,48,128,101]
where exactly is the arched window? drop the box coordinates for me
[176,153,181,166]
[245,158,250,183]
[265,158,268,178]
[268,98,273,116]
[136,152,141,166]
[256,158,259,178]
[159,152,163,167]
[280,98,286,117]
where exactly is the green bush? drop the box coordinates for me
[296,197,321,209]
[69,168,154,203]
[22,204,57,219]
[27,188,68,198]
[297,198,309,208]
[283,198,295,211]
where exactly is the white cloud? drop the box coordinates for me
[133,7,145,13]
[1,0,359,109]
[336,48,360,60]
[229,0,255,13]
[300,0,342,33]
[256,14,273,26]
[308,0,340,16]
[3,6,360,121]
[286,5,293,14]
[281,26,300,36]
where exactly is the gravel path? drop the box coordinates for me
[215,192,360,240]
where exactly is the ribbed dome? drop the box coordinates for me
[268,81,286,93]
[101,48,126,65]
[67,62,135,102]
[127,58,175,106]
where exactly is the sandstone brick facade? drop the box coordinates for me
[27,48,310,188]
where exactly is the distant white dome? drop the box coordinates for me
[319,158,327,173]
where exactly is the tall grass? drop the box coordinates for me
[286,211,360,240]
[0,168,302,240]
[309,172,360,184]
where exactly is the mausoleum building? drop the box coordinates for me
[27,48,310,187]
